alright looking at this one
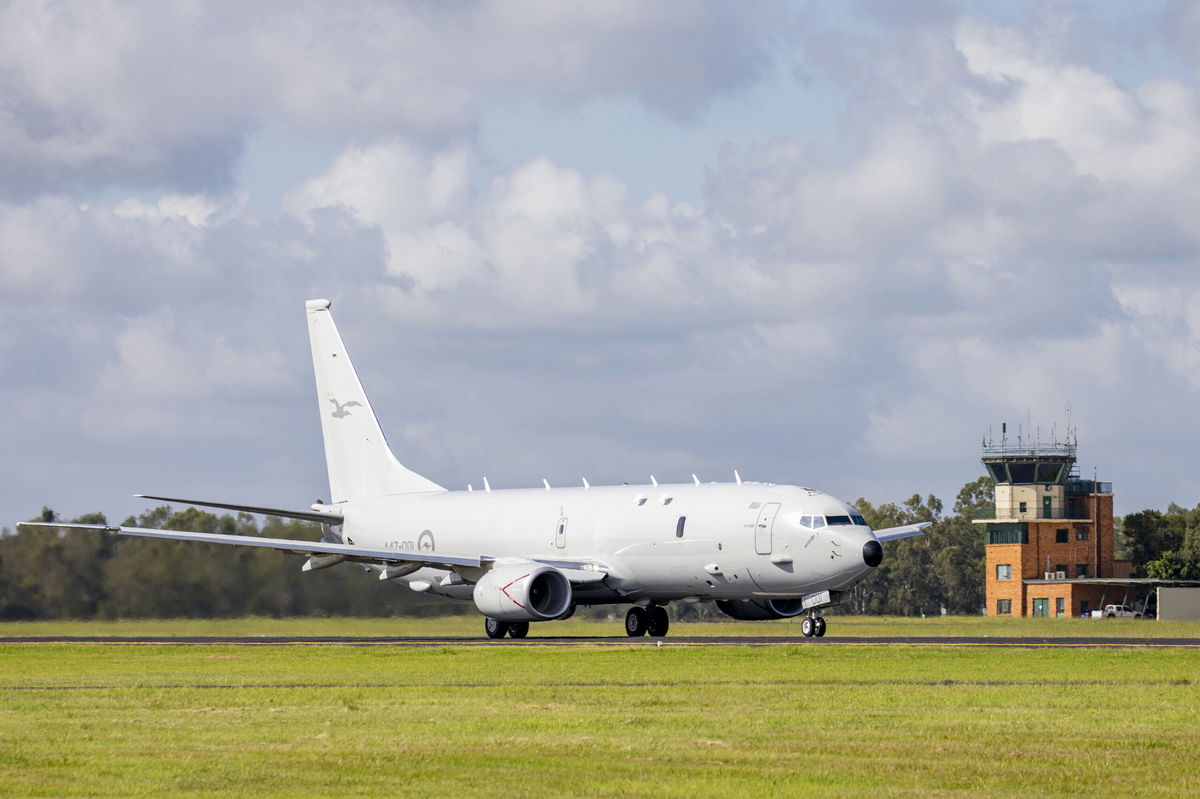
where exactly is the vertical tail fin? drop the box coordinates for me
[306,299,444,503]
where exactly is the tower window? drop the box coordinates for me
[996,564,1012,580]
[1019,501,1027,513]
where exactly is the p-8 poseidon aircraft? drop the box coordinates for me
[21,300,927,639]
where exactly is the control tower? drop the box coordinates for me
[975,423,1115,617]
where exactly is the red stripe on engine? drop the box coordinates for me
[500,573,531,609]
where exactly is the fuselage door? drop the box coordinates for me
[754,503,780,555]
[555,517,568,549]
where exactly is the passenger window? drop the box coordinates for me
[813,516,826,529]
[676,516,686,538]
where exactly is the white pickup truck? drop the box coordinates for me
[1090,604,1141,619]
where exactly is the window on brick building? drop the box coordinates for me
[1056,597,1065,616]
[996,599,1012,615]
[1075,528,1089,541]
[996,564,1012,580]
[1055,529,1068,543]
[1076,564,1089,578]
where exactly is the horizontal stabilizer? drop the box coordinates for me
[135,494,343,525]
[873,522,932,542]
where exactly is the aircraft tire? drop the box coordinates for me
[625,606,648,637]
[508,621,530,639]
[801,617,815,637]
[814,617,827,637]
[485,618,510,639]
[647,606,670,637]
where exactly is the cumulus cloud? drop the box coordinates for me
[5,2,1200,528]
[0,1,778,198]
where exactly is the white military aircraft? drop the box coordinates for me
[21,300,927,639]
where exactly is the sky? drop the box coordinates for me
[4,0,1200,530]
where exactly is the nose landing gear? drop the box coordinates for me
[801,614,827,638]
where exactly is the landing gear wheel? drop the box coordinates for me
[801,616,815,638]
[625,606,648,637]
[484,618,510,639]
[813,617,827,638]
[508,621,530,639]
[647,606,670,637]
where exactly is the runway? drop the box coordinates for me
[4,635,1200,648]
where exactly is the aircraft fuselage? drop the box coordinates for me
[341,481,878,605]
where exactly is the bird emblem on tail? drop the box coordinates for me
[329,398,362,419]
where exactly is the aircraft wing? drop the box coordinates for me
[17,522,481,569]
[16,522,612,584]
[873,522,932,542]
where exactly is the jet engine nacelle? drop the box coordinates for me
[715,598,807,621]
[473,561,573,622]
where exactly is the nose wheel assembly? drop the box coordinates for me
[800,614,826,638]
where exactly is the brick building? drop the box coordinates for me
[975,429,1121,618]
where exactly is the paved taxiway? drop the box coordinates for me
[5,635,1199,648]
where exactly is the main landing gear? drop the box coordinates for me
[484,618,530,639]
[625,605,670,638]
[800,614,827,638]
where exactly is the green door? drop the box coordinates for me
[1032,598,1049,617]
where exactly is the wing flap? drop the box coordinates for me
[17,522,480,569]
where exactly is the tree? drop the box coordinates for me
[1140,503,1200,579]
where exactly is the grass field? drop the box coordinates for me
[2,618,1198,798]
[4,613,1200,638]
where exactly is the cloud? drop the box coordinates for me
[0,1,779,198]
[5,3,1200,529]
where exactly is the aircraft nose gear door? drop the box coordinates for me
[753,503,780,555]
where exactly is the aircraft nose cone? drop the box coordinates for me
[863,539,883,568]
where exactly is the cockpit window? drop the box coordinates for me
[851,514,867,526]
[812,516,826,529]
[799,516,813,528]
[826,515,853,525]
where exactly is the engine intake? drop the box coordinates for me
[473,562,573,622]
